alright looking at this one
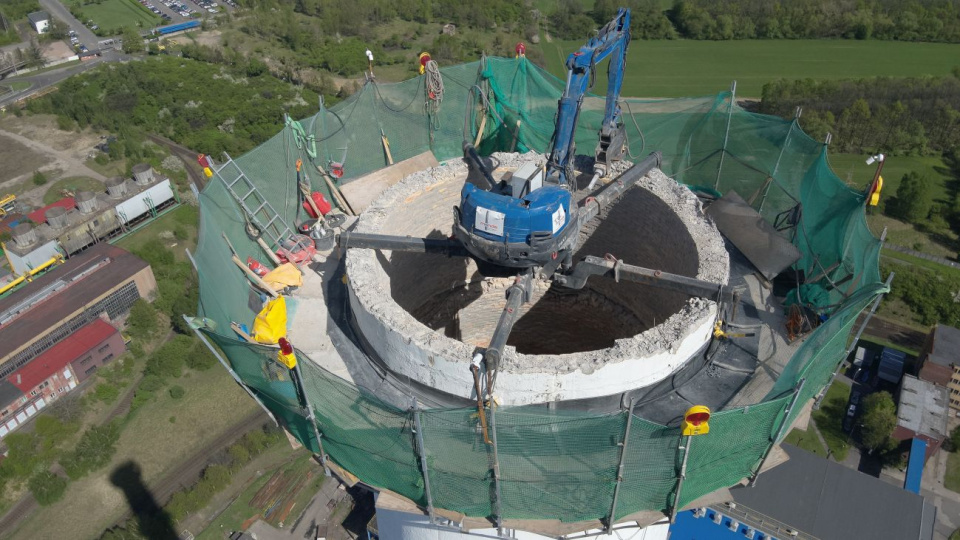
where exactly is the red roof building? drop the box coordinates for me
[27,197,75,224]
[1,319,125,439]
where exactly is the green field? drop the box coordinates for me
[67,0,160,31]
[811,380,852,461]
[784,427,827,457]
[43,176,105,204]
[947,451,960,494]
[543,39,960,98]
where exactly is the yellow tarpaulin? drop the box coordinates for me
[252,296,287,344]
[262,263,303,290]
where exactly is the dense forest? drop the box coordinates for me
[760,75,960,155]
[556,0,960,41]
[25,57,317,155]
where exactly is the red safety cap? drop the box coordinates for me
[278,337,293,356]
[685,411,710,426]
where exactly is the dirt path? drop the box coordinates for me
[0,128,106,185]
[0,127,107,207]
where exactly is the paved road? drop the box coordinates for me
[39,0,99,50]
[0,49,126,107]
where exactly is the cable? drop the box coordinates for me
[620,99,645,160]
[373,77,423,114]
[423,59,444,130]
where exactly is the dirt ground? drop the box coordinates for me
[0,114,107,207]
[0,133,46,185]
[167,29,222,48]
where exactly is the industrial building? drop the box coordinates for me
[0,318,125,438]
[3,163,177,275]
[0,243,156,381]
[681,445,937,540]
[893,375,949,461]
[918,323,960,412]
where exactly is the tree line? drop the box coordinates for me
[25,56,317,156]
[760,74,960,155]
[552,0,960,42]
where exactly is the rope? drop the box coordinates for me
[424,60,443,131]
[620,99,646,160]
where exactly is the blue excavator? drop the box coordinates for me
[338,7,737,400]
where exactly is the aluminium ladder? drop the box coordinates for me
[212,154,293,250]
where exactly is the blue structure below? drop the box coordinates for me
[905,438,927,495]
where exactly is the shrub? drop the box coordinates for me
[32,170,47,186]
[29,471,68,506]
[92,383,120,404]
[168,385,185,399]
[62,423,121,479]
[127,299,158,339]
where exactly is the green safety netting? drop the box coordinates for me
[192,57,888,525]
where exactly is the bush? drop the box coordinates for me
[145,335,192,379]
[92,383,120,404]
[130,389,153,410]
[32,170,47,186]
[127,299,158,339]
[185,342,216,371]
[139,374,165,392]
[29,471,68,506]
[168,385,185,399]
[173,225,188,241]
[62,423,121,480]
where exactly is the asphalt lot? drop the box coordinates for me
[39,0,99,50]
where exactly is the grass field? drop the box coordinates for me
[115,204,197,262]
[543,40,960,98]
[42,176,105,204]
[784,427,827,457]
[811,380,852,461]
[67,0,160,31]
[8,361,258,540]
[946,451,960,494]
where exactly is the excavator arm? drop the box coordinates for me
[547,8,631,186]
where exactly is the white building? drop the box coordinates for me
[27,11,50,34]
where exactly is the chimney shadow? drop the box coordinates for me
[109,461,178,540]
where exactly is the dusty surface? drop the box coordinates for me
[0,116,106,207]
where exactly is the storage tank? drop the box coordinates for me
[76,191,98,214]
[46,206,67,229]
[132,163,154,186]
[106,177,127,198]
[12,223,37,249]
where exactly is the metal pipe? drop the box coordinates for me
[293,361,331,476]
[606,398,635,533]
[484,272,531,373]
[759,118,797,213]
[556,255,739,302]
[183,315,278,428]
[470,355,492,445]
[580,151,662,223]
[337,231,469,256]
[489,402,504,536]
[670,434,692,523]
[750,378,805,487]
[814,272,894,410]
[412,398,437,524]
[714,81,736,190]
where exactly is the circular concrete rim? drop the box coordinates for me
[345,152,730,379]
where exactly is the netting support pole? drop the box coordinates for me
[489,403,504,536]
[292,361,331,477]
[713,80,736,190]
[813,271,894,410]
[669,434,693,523]
[606,398,635,533]
[750,377,805,487]
[412,398,437,525]
[181,314,279,431]
[759,116,798,213]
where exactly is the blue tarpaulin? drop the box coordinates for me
[905,438,927,494]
